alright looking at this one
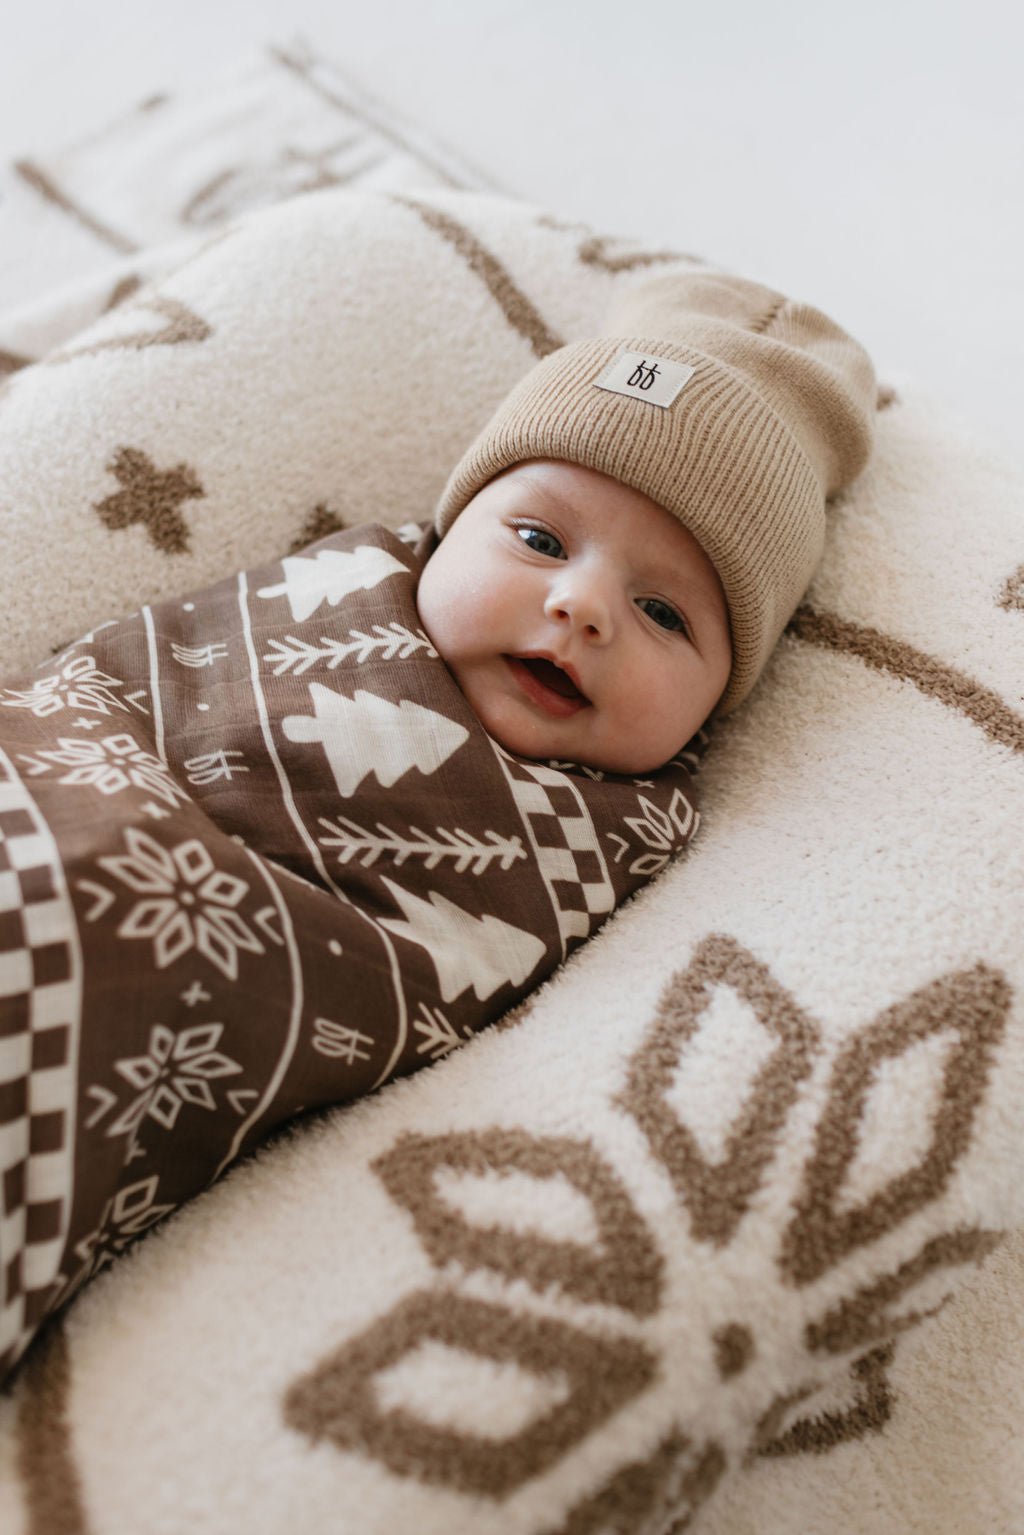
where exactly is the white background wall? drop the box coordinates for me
[2,0,1022,462]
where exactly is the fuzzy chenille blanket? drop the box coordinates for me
[1,46,1023,1535]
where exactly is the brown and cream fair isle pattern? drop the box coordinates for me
[0,522,701,1381]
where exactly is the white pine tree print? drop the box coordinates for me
[378,877,547,1002]
[282,685,469,797]
[256,545,407,621]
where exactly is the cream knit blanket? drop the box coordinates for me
[0,46,1022,1535]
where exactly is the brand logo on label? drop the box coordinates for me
[594,350,695,409]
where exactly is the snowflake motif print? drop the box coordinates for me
[263,622,436,676]
[607,789,700,876]
[0,654,137,717]
[317,814,526,873]
[98,829,266,978]
[96,1021,243,1137]
[55,1176,175,1306]
[17,731,190,806]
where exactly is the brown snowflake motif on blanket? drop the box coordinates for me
[0,523,701,1381]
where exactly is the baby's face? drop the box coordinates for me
[416,461,732,774]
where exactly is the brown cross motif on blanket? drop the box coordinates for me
[93,445,205,553]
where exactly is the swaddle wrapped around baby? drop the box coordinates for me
[0,522,702,1379]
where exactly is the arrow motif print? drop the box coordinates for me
[318,814,526,873]
[412,1002,472,1059]
[263,622,436,675]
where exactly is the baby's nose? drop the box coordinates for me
[544,573,613,640]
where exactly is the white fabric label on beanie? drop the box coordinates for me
[594,350,695,409]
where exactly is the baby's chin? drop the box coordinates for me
[470,701,587,768]
[481,714,667,777]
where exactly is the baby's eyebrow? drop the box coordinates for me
[636,557,699,601]
[651,566,730,641]
[514,473,578,518]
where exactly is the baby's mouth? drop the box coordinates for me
[506,656,590,717]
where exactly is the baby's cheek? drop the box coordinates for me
[413,572,450,660]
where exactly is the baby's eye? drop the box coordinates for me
[517,526,565,559]
[638,597,688,635]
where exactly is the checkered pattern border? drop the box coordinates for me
[0,746,81,1375]
[498,753,615,955]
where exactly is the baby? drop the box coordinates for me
[0,269,873,1377]
[417,460,732,776]
[419,266,875,769]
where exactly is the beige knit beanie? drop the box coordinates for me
[434,271,876,714]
